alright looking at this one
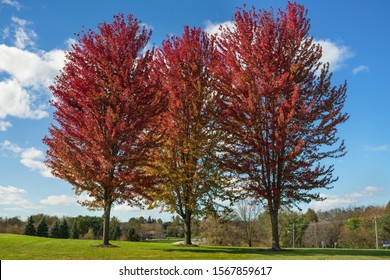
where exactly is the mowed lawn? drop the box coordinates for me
[1,234,390,260]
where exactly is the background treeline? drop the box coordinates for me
[201,201,390,249]
[0,214,184,241]
[1,201,390,248]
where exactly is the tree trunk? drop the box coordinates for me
[183,212,192,245]
[269,209,281,250]
[102,199,112,246]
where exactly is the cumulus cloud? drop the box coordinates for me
[350,186,383,198]
[0,120,12,131]
[11,16,37,49]
[0,185,40,209]
[1,140,54,178]
[2,26,10,39]
[204,20,235,36]
[365,145,390,152]
[0,45,65,121]
[0,0,21,10]
[113,204,140,212]
[0,45,66,90]
[352,65,369,75]
[0,79,48,119]
[20,147,54,178]
[66,38,77,49]
[309,186,384,211]
[1,140,22,153]
[0,17,67,129]
[40,195,77,206]
[314,39,353,71]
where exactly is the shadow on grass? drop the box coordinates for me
[160,246,390,259]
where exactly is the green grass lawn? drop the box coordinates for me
[1,233,390,260]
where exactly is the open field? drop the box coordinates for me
[1,234,390,260]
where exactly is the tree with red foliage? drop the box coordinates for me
[43,14,163,246]
[145,26,230,245]
[213,3,349,250]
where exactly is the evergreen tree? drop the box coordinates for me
[305,208,319,223]
[109,217,121,240]
[70,222,80,239]
[59,218,70,239]
[36,217,49,237]
[49,221,61,238]
[126,227,140,241]
[24,216,36,236]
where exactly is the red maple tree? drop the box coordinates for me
[144,26,230,245]
[43,14,163,246]
[213,3,349,250]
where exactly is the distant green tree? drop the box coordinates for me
[385,202,390,215]
[138,216,147,224]
[71,222,80,239]
[59,218,70,239]
[36,217,49,237]
[49,221,61,238]
[127,218,142,240]
[279,212,309,248]
[74,216,103,238]
[24,216,36,236]
[382,214,390,236]
[126,227,140,241]
[109,217,121,240]
[305,208,319,223]
[346,217,363,232]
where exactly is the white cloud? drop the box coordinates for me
[40,195,77,206]
[0,120,12,131]
[204,20,235,37]
[363,186,383,193]
[310,194,356,210]
[0,0,21,10]
[309,186,383,211]
[11,16,37,49]
[66,38,77,49]
[0,185,39,209]
[1,140,54,178]
[0,45,65,120]
[140,22,154,31]
[113,204,140,212]
[1,140,23,153]
[0,45,66,89]
[0,16,67,128]
[2,26,10,39]
[365,145,390,152]
[351,186,383,198]
[20,147,54,178]
[315,39,353,71]
[0,79,48,119]
[352,65,369,75]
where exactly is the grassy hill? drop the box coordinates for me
[1,233,390,260]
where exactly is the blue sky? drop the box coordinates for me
[0,0,389,222]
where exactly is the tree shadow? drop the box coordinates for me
[159,246,390,259]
